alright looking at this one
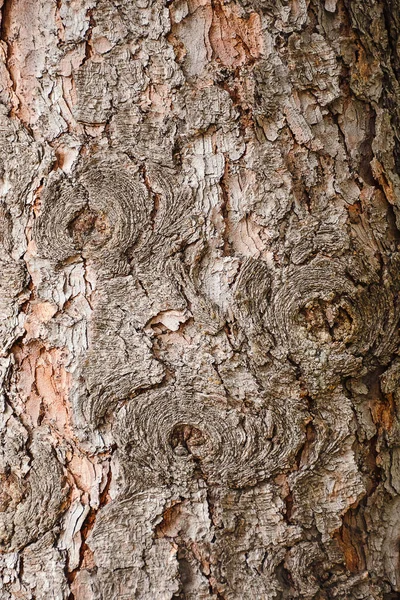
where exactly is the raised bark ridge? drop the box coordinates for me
[1,0,400,598]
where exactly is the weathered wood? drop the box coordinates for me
[1,0,400,598]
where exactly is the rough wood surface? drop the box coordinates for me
[1,0,400,598]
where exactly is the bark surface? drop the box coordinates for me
[1,0,400,598]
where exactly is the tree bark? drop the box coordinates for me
[1,0,400,598]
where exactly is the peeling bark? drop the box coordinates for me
[1,0,400,598]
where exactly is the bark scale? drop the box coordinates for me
[0,0,400,598]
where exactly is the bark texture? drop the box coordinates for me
[1,0,400,598]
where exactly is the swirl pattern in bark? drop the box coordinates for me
[115,388,305,489]
[267,257,399,387]
[34,155,150,271]
[0,427,67,552]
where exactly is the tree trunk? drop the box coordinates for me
[1,0,400,598]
